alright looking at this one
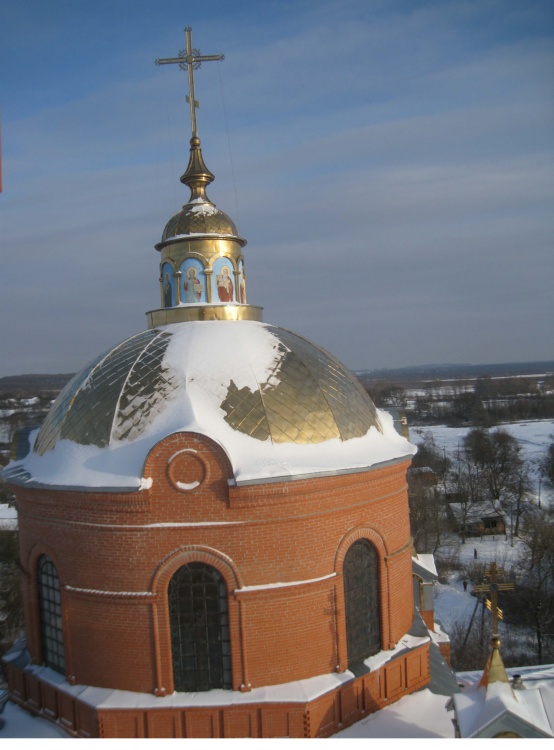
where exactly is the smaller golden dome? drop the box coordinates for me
[162,200,240,241]
[159,135,245,245]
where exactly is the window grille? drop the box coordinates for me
[168,563,231,691]
[37,555,65,674]
[343,539,381,664]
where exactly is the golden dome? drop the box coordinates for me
[33,321,382,457]
[159,135,245,244]
[161,200,240,241]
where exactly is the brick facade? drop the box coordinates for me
[6,430,428,736]
[5,641,430,738]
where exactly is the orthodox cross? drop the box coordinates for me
[473,562,515,636]
[155,27,224,138]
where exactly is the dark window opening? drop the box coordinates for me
[344,539,381,664]
[483,518,499,530]
[37,555,65,675]
[168,562,232,692]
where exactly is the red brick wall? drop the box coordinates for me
[12,431,414,695]
[420,609,435,632]
[4,641,429,738]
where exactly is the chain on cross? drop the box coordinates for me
[155,27,224,138]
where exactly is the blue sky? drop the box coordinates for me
[1,0,553,375]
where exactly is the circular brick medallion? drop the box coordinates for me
[167,450,206,492]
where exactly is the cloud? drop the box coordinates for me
[1,0,553,374]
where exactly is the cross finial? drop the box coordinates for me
[473,562,515,637]
[155,27,224,138]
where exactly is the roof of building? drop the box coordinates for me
[3,321,415,490]
[448,501,504,524]
[454,674,554,738]
[412,554,438,581]
[161,199,241,243]
[0,503,17,531]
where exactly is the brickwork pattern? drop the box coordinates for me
[9,430,421,735]
[5,641,429,738]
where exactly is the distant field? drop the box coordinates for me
[356,360,554,390]
[0,374,73,395]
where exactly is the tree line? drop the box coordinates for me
[366,374,554,426]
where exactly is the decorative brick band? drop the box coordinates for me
[64,586,157,602]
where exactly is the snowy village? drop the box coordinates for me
[1,3,553,742]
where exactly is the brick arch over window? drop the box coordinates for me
[37,555,65,675]
[152,547,245,694]
[334,527,391,670]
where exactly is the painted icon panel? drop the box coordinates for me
[181,259,206,304]
[162,263,174,308]
[213,257,234,302]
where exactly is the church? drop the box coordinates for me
[2,29,434,738]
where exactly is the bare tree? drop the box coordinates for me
[541,436,554,487]
[408,434,450,553]
[462,428,531,542]
[449,444,485,543]
[0,530,23,659]
[513,510,554,663]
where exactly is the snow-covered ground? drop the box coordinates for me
[411,419,553,463]
[433,535,524,638]
[1,700,69,738]
[411,419,554,502]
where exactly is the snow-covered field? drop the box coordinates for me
[411,419,554,501]
[411,419,553,462]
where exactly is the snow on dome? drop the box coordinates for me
[161,201,240,242]
[9,321,415,488]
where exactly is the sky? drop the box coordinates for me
[1,0,553,377]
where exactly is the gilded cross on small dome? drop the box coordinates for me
[155,27,224,138]
[473,561,514,637]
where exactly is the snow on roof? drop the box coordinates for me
[334,688,455,738]
[4,322,415,490]
[448,501,503,524]
[5,633,429,713]
[2,685,455,740]
[5,409,412,491]
[454,681,554,738]
[0,503,17,531]
[454,665,554,738]
[412,553,438,580]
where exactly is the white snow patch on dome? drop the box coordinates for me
[12,409,414,489]
[7,321,416,489]
[187,203,220,215]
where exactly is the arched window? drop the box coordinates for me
[37,555,65,674]
[343,539,381,664]
[168,563,231,692]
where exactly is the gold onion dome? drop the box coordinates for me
[160,136,243,243]
[162,202,239,241]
